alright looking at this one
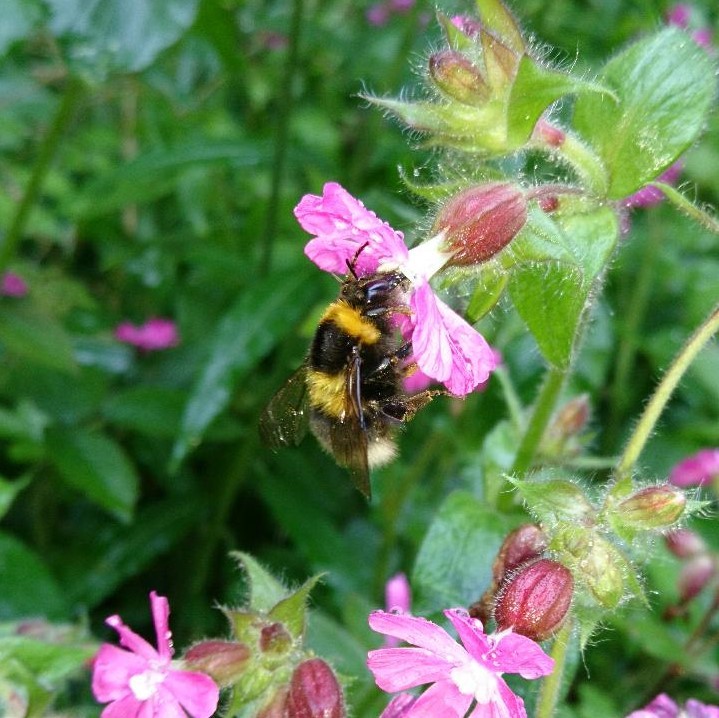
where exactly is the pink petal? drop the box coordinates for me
[296,182,409,276]
[368,611,467,662]
[686,699,719,718]
[380,693,417,718]
[140,689,187,718]
[469,677,527,718]
[406,679,472,718]
[150,592,173,660]
[385,573,412,613]
[669,449,719,487]
[410,284,498,396]
[163,669,220,718]
[368,647,457,692]
[491,631,554,680]
[106,615,158,662]
[100,694,144,718]
[626,693,679,718]
[443,610,492,661]
[92,644,148,702]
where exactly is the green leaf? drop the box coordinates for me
[47,0,200,79]
[506,56,613,148]
[102,386,185,437]
[465,264,508,323]
[0,305,76,374]
[573,28,716,198]
[0,475,30,521]
[170,267,319,471]
[69,141,269,218]
[46,427,139,522]
[413,491,517,612]
[0,533,68,620]
[232,552,287,613]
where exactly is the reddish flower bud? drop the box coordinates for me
[428,50,489,105]
[494,559,573,641]
[678,554,716,604]
[533,119,566,148]
[260,622,293,654]
[184,640,250,686]
[286,658,345,718]
[538,196,559,213]
[435,183,527,266]
[665,529,707,559]
[615,485,686,530]
[493,524,548,583]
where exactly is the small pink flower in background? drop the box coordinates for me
[669,448,719,487]
[451,15,482,38]
[626,693,719,718]
[367,608,553,718]
[623,161,684,208]
[366,2,391,26]
[384,573,411,647]
[667,4,713,49]
[92,591,219,718]
[389,0,415,12]
[115,317,180,352]
[294,182,499,396]
[1,272,29,297]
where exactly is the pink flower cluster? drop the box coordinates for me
[367,608,553,718]
[294,182,499,396]
[92,592,219,718]
[627,693,719,718]
[115,317,180,352]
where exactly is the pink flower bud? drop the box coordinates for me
[615,485,686,530]
[434,183,527,266]
[450,15,481,38]
[184,640,250,686]
[1,272,29,297]
[286,658,346,718]
[533,119,566,148]
[493,524,548,582]
[678,554,716,604]
[669,448,719,487]
[428,50,489,105]
[494,559,573,641]
[665,529,707,559]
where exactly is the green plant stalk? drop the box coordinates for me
[654,181,719,234]
[616,303,719,479]
[258,0,304,275]
[535,620,572,718]
[0,77,83,272]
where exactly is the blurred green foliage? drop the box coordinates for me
[0,0,717,715]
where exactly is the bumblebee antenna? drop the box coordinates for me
[346,242,370,279]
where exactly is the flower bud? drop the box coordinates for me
[260,622,293,655]
[678,554,716,604]
[614,485,686,530]
[428,50,489,105]
[286,658,345,718]
[493,524,548,583]
[580,536,625,610]
[184,640,250,686]
[434,183,527,266]
[665,529,707,558]
[494,559,573,641]
[532,119,566,148]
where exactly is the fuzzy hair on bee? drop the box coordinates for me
[259,251,438,499]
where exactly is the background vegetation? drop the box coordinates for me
[0,0,717,715]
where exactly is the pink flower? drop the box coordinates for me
[92,591,219,718]
[626,693,719,718]
[367,608,554,718]
[294,183,499,396]
[385,573,411,613]
[366,3,390,26]
[115,318,180,352]
[380,693,417,718]
[1,272,29,297]
[666,4,692,28]
[623,161,684,209]
[669,448,719,487]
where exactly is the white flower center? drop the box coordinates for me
[450,658,498,704]
[129,667,167,700]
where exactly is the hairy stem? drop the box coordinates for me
[616,303,719,479]
[0,78,82,272]
[535,620,572,718]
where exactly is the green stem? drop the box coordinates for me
[616,303,719,479]
[654,181,719,235]
[0,77,82,272]
[535,620,572,718]
[258,0,304,275]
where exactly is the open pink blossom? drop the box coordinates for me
[669,448,719,487]
[1,272,29,297]
[626,693,719,718]
[115,317,180,352]
[92,591,219,718]
[294,182,499,396]
[367,608,553,718]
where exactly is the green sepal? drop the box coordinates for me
[475,0,525,54]
[510,475,596,525]
[268,574,324,641]
[232,551,287,613]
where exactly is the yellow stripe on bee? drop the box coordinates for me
[321,301,381,344]
[306,370,348,418]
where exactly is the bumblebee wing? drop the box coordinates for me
[329,352,371,499]
[259,366,309,449]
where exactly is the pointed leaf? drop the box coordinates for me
[573,27,716,198]
[269,574,323,640]
[232,552,287,613]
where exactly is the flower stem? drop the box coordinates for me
[258,0,304,275]
[0,77,82,272]
[616,303,719,479]
[535,620,572,718]
[654,181,719,234]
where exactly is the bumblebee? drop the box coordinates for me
[260,260,437,498]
